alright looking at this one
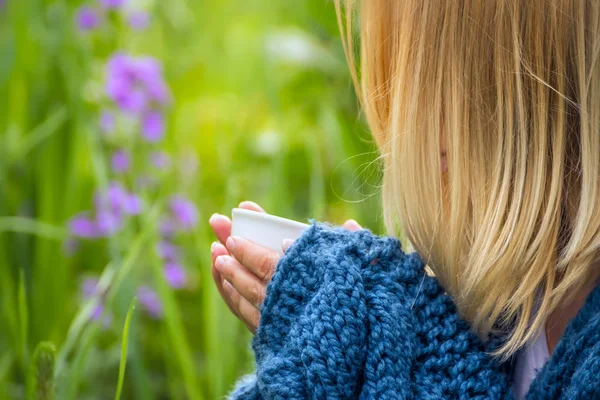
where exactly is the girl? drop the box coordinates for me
[210,1,600,398]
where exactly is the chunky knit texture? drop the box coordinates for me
[229,223,600,399]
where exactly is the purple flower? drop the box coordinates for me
[137,286,162,318]
[106,54,146,114]
[122,194,143,215]
[107,75,146,114]
[81,277,100,298]
[92,183,131,234]
[141,111,164,142]
[99,110,116,134]
[107,53,132,77]
[80,277,110,328]
[157,241,179,261]
[91,303,104,321]
[93,184,142,234]
[164,262,186,289]
[90,303,112,329]
[76,7,100,31]
[132,57,171,105]
[69,213,100,238]
[149,151,171,169]
[105,53,171,115]
[96,209,122,235]
[106,183,128,207]
[122,89,148,114]
[70,183,141,239]
[95,182,127,212]
[95,182,142,215]
[111,150,130,173]
[100,0,126,9]
[169,196,198,231]
[128,11,150,30]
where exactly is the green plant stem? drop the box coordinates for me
[55,203,161,380]
[115,297,136,400]
[150,244,203,400]
[0,218,67,241]
[17,269,28,372]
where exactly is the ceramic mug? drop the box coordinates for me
[230,208,309,255]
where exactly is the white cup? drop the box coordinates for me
[230,208,309,255]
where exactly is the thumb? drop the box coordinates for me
[342,219,362,232]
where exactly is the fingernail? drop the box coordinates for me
[239,201,265,212]
[210,241,218,252]
[226,236,236,252]
[209,213,227,224]
[282,239,294,253]
[215,255,227,273]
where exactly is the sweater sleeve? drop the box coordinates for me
[227,223,514,399]
[227,223,425,399]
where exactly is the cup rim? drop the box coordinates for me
[231,208,309,230]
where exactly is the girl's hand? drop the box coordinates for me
[209,201,362,333]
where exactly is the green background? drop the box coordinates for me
[0,0,382,398]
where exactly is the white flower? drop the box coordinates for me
[254,130,282,157]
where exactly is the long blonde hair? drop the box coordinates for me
[335,0,600,358]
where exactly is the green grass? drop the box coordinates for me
[114,297,135,400]
[0,0,382,398]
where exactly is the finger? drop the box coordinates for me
[209,214,232,244]
[282,239,294,253]
[223,280,261,333]
[226,236,280,281]
[238,201,266,213]
[212,266,240,319]
[211,243,239,317]
[215,255,267,308]
[210,242,240,318]
[343,219,362,232]
[209,201,265,243]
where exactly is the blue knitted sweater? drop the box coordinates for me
[229,223,600,399]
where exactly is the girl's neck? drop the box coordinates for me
[545,272,600,353]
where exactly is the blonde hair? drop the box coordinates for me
[335,0,600,358]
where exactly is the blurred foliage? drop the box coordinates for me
[26,342,55,400]
[0,0,381,398]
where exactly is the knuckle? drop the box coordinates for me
[226,283,241,308]
[220,263,233,281]
[249,284,265,306]
[252,310,261,329]
[258,255,277,280]
[232,293,242,310]
[248,285,259,305]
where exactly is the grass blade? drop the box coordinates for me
[0,218,67,241]
[55,202,160,379]
[0,352,14,383]
[64,325,98,400]
[150,252,203,400]
[11,107,68,163]
[115,297,136,400]
[17,269,28,372]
